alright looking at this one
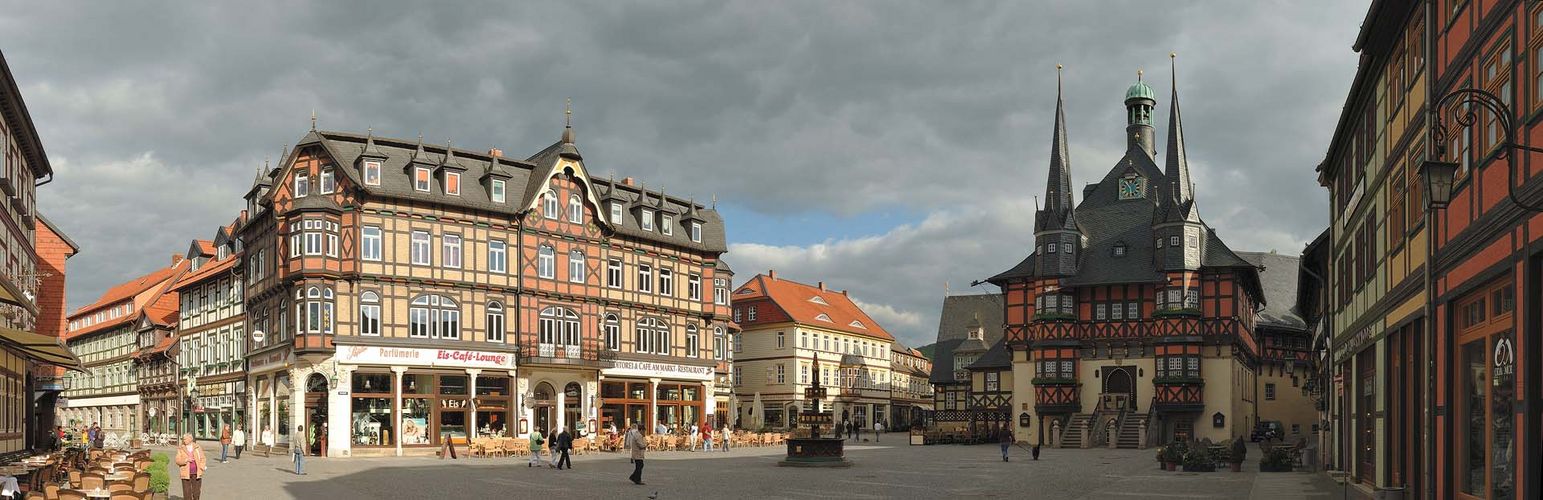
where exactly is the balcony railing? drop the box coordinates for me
[517,339,616,368]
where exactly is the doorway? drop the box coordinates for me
[532,382,555,435]
[304,373,328,456]
[563,382,583,434]
[1102,366,1136,411]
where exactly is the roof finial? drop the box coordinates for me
[1056,63,1063,93]
[1170,52,1177,85]
[310,109,317,131]
[712,193,718,209]
[565,97,572,127]
[1137,69,1143,81]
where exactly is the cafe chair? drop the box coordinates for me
[67,469,81,488]
[57,490,87,500]
[131,473,149,493]
[44,482,61,500]
[107,480,132,492]
[79,473,104,491]
[109,492,142,500]
[23,492,45,500]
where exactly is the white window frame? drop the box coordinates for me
[538,245,556,279]
[641,209,654,231]
[363,160,381,186]
[691,222,702,243]
[359,292,381,336]
[603,314,620,351]
[294,173,309,197]
[688,274,702,301]
[491,179,506,203]
[414,167,431,192]
[662,214,674,236]
[410,231,432,265]
[659,269,674,296]
[319,168,335,194]
[361,226,382,261]
[568,250,586,283]
[638,265,653,293]
[486,301,505,343]
[607,259,623,289]
[445,171,460,196]
[543,190,559,219]
[609,202,623,224]
[489,240,507,274]
[568,194,583,223]
[443,234,463,268]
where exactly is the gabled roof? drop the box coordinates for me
[0,49,52,178]
[36,214,80,255]
[733,274,893,341]
[174,253,235,291]
[927,293,1005,384]
[1238,251,1307,333]
[966,339,1012,370]
[66,258,188,340]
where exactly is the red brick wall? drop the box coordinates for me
[33,219,74,338]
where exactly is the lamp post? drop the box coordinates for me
[1425,84,1543,499]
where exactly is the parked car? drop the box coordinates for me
[1251,420,1284,442]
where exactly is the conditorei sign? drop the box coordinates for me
[603,360,714,381]
[336,345,516,370]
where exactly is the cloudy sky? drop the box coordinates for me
[1,1,1364,348]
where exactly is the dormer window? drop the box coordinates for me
[491,179,506,203]
[610,202,623,224]
[641,209,655,231]
[849,320,866,329]
[294,173,310,197]
[444,172,460,195]
[543,190,559,219]
[691,222,702,243]
[809,296,828,305]
[363,161,381,186]
[414,167,431,192]
[568,194,582,223]
[662,214,674,236]
[319,168,335,194]
[815,313,832,322]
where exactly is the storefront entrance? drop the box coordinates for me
[563,382,583,434]
[532,382,555,434]
[305,373,328,456]
[1454,277,1516,500]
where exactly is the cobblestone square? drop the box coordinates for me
[160,440,1344,499]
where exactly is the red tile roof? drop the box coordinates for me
[173,254,235,291]
[66,259,188,340]
[734,273,893,341]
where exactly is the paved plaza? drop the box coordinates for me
[156,438,1349,499]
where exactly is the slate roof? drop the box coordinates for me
[966,339,1013,370]
[927,293,1005,385]
[289,130,727,253]
[1238,251,1307,333]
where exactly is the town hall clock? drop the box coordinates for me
[1117,175,1145,200]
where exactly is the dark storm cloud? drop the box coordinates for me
[0,1,1363,346]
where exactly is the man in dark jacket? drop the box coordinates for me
[555,426,574,470]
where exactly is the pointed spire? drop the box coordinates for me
[361,126,386,159]
[1164,52,1194,206]
[310,109,317,131]
[561,98,575,144]
[1042,63,1074,218]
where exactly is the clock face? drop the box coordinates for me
[1118,177,1145,200]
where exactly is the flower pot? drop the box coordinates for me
[1165,462,1176,471]
[1230,462,1242,472]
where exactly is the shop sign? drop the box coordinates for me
[249,350,292,372]
[336,345,515,370]
[1493,337,1515,378]
[441,399,469,409]
[1333,323,1382,365]
[603,360,714,381]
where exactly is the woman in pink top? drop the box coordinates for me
[175,433,208,500]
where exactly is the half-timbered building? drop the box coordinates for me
[240,118,733,457]
[987,63,1268,448]
[925,293,1004,435]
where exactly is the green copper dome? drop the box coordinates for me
[1125,79,1155,101]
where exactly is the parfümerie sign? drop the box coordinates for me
[337,345,515,370]
[603,360,714,381]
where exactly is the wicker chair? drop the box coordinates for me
[106,480,133,492]
[58,490,87,500]
[468,438,487,458]
[79,473,104,491]
[488,439,508,458]
[132,472,150,493]
[571,438,588,455]
[109,493,142,500]
[44,483,61,499]
[509,439,529,456]
[68,469,81,489]
[23,491,45,500]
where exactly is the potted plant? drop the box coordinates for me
[1227,439,1247,472]
[1260,444,1294,472]
[149,452,171,500]
[1181,446,1215,472]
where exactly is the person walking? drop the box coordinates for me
[232,427,246,459]
[219,425,232,463]
[874,421,884,442]
[701,422,714,451]
[999,430,1013,462]
[625,423,646,485]
[175,433,208,500]
[292,424,306,475]
[527,428,546,467]
[260,427,274,458]
[720,423,731,452]
[554,426,573,470]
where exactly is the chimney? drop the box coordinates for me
[841,290,848,296]
[623,177,636,186]
[768,269,776,280]
[172,254,183,266]
[818,281,825,291]
[488,148,503,158]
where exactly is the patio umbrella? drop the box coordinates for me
[752,392,763,429]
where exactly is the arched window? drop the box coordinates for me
[359,291,381,336]
[297,286,334,334]
[543,190,559,219]
[486,301,505,343]
[568,194,583,223]
[537,245,556,279]
[713,326,725,360]
[603,314,620,351]
[685,325,700,358]
[636,317,669,355]
[568,250,585,283]
[539,307,580,346]
[409,295,460,339]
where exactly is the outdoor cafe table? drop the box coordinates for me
[105,471,133,482]
[1,475,21,498]
[84,487,112,499]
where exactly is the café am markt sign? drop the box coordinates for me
[337,345,515,370]
[603,360,714,381]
